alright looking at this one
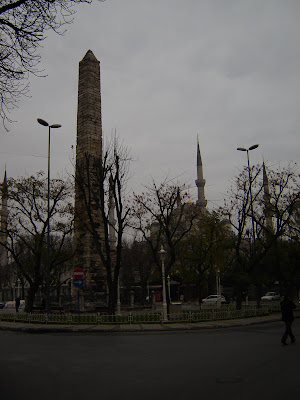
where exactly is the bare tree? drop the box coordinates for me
[121,239,155,305]
[74,137,132,315]
[0,172,74,311]
[221,163,300,307]
[177,210,231,303]
[0,0,104,128]
[132,178,200,307]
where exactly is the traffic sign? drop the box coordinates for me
[73,278,84,288]
[73,268,84,280]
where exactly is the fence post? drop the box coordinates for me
[97,312,101,325]
[128,312,133,324]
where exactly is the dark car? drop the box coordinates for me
[0,302,5,309]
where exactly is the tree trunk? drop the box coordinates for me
[236,290,243,310]
[107,282,117,316]
[197,274,205,305]
[26,285,39,313]
[140,282,148,305]
[255,285,262,309]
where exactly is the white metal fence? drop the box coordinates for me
[0,306,275,325]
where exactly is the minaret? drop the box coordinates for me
[263,162,274,235]
[195,138,207,210]
[74,50,104,283]
[0,169,8,267]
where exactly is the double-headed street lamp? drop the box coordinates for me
[237,144,259,246]
[159,245,168,322]
[37,118,62,313]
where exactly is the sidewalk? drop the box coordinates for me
[0,312,290,334]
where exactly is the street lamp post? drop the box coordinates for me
[216,269,221,308]
[37,118,62,314]
[167,274,171,302]
[237,144,259,246]
[159,245,168,322]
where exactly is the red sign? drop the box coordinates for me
[73,268,84,280]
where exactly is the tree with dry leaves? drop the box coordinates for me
[131,179,200,307]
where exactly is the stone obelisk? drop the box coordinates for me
[74,50,103,285]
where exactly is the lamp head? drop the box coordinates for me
[37,118,49,127]
[237,147,247,152]
[50,124,62,129]
[249,144,259,151]
[159,245,166,261]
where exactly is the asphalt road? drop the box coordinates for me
[0,320,299,400]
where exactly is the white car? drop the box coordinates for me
[202,295,228,304]
[261,292,280,301]
[4,300,25,309]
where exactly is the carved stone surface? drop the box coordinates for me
[74,50,104,288]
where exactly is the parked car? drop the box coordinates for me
[202,295,229,304]
[261,292,280,301]
[0,302,5,309]
[3,300,25,309]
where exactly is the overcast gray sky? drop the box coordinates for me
[1,0,299,208]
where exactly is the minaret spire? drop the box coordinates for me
[195,137,207,210]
